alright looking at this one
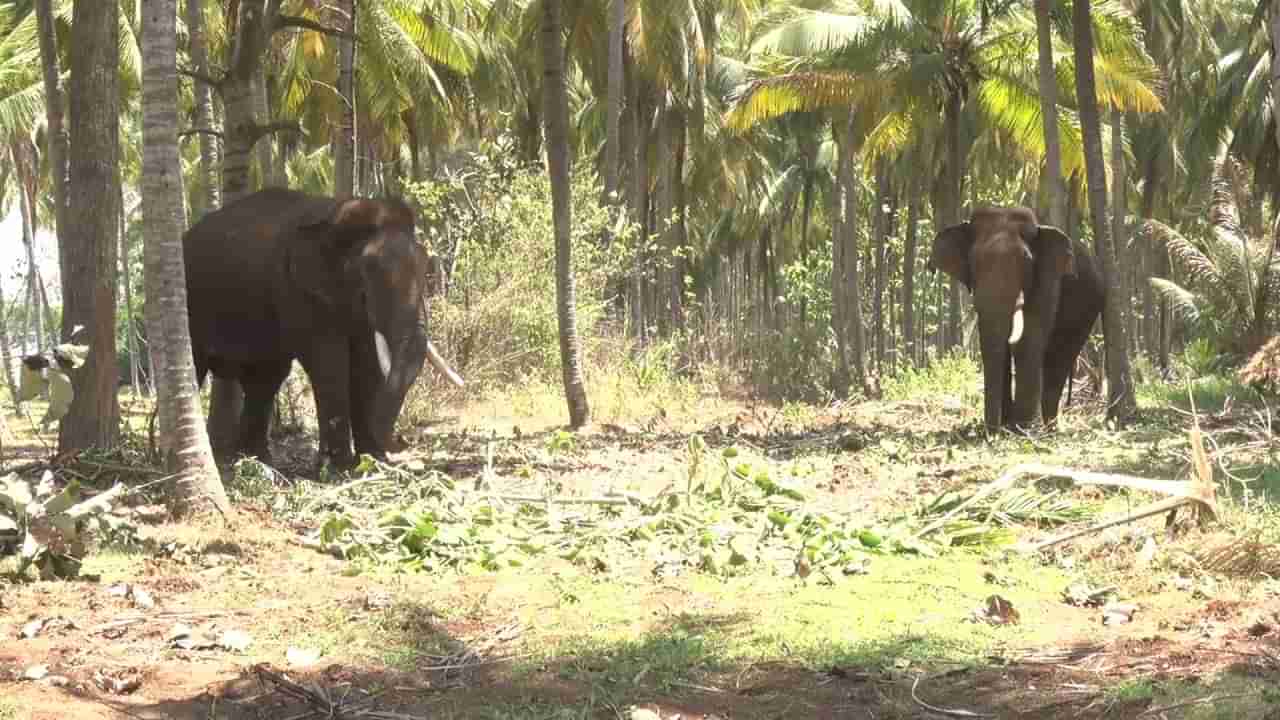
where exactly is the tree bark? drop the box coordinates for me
[142,0,229,515]
[603,0,626,207]
[187,0,221,218]
[34,0,68,250]
[1035,0,1067,228]
[334,0,357,198]
[1073,0,1136,425]
[60,0,121,452]
[839,116,866,390]
[1111,107,1131,350]
[542,0,590,428]
[943,91,964,350]
[902,192,918,367]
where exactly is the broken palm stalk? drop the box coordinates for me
[913,428,1217,553]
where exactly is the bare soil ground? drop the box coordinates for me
[2,392,1280,719]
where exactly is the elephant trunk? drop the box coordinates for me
[977,310,1014,430]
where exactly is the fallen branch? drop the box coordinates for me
[910,674,994,718]
[1137,691,1265,716]
[914,427,1218,554]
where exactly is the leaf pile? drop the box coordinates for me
[0,471,137,579]
[305,441,929,579]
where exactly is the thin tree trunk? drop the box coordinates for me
[187,0,220,216]
[839,117,866,390]
[120,182,141,392]
[902,192,918,367]
[1035,0,1066,228]
[830,171,850,394]
[1111,107,1131,346]
[542,0,590,428]
[142,0,229,515]
[602,0,625,207]
[943,91,963,351]
[629,75,650,340]
[0,269,17,405]
[34,0,68,251]
[60,0,121,452]
[15,145,43,352]
[1074,0,1135,425]
[334,0,356,198]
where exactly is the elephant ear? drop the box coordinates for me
[1034,225,1076,277]
[928,222,975,290]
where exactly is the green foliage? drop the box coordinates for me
[882,350,981,402]
[0,471,137,580]
[401,137,631,393]
[1145,156,1280,361]
[306,443,931,579]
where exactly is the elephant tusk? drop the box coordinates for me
[425,339,465,388]
[1008,292,1025,344]
[374,330,393,378]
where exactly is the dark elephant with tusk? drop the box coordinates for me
[927,206,1104,431]
[183,188,465,469]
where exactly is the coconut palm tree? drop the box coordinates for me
[542,0,590,428]
[140,0,227,515]
[1073,0,1136,425]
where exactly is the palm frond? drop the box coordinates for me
[1149,277,1202,323]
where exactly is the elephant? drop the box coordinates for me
[183,187,464,469]
[927,206,1104,431]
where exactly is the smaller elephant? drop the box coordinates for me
[927,206,1104,431]
[184,188,464,469]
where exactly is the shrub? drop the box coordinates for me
[401,138,631,398]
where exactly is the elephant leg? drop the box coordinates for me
[1043,322,1094,427]
[1010,335,1047,430]
[298,338,357,471]
[1001,344,1014,427]
[237,361,291,464]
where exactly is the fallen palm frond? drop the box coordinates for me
[1196,539,1280,577]
[913,428,1218,554]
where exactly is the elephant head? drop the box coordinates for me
[927,207,1076,430]
[289,196,463,454]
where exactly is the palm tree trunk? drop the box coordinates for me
[334,0,357,198]
[1034,0,1066,228]
[602,0,626,207]
[60,0,121,452]
[838,117,866,390]
[902,192,918,367]
[542,0,590,428]
[830,170,850,394]
[943,91,963,351]
[253,69,274,189]
[142,0,228,515]
[120,184,141,391]
[34,0,67,249]
[629,74,650,339]
[1111,108,1131,346]
[15,145,43,352]
[1073,0,1135,425]
[186,0,220,218]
